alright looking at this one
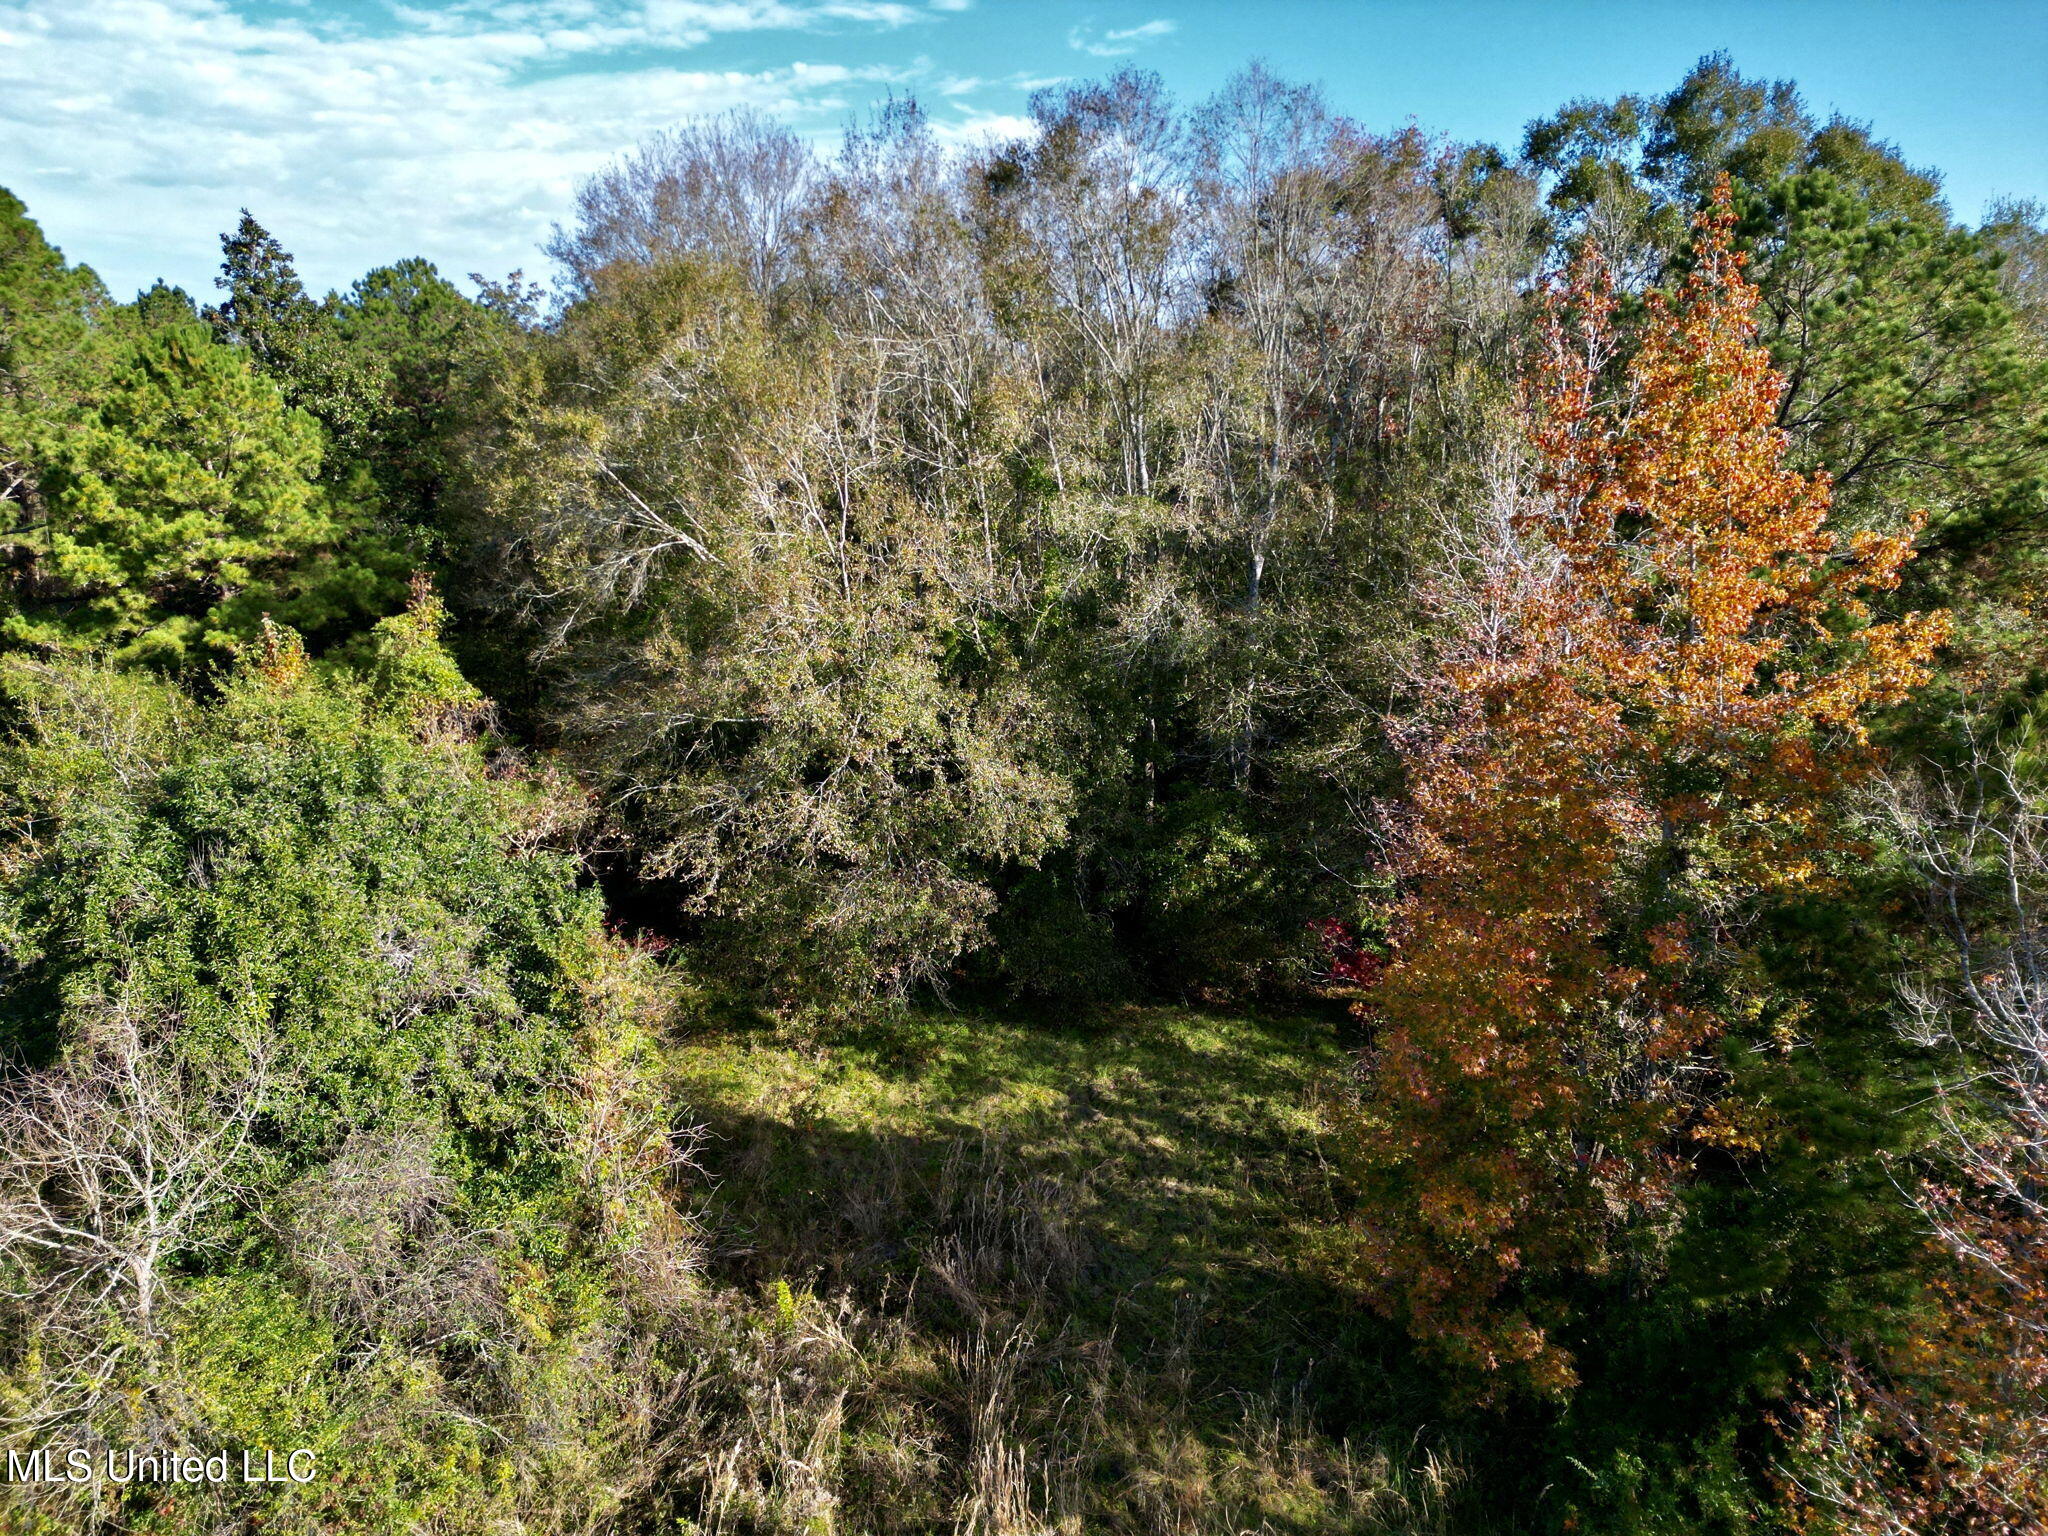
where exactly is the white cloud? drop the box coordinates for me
[1066,18,1174,58]
[927,110,1038,151]
[0,0,941,299]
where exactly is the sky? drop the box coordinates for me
[3,0,2044,302]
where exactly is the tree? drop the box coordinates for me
[128,279,200,332]
[1345,190,1947,1397]
[975,70,1187,502]
[477,255,1072,1002]
[1732,170,2048,558]
[1984,197,2048,347]
[4,322,406,668]
[212,218,521,547]
[0,630,694,1534]
[0,200,418,670]
[207,211,379,451]
[328,256,514,537]
[499,82,1511,1004]
[546,107,815,300]
[1524,53,1856,268]
[0,1004,276,1440]
[0,189,110,526]
[1523,56,2048,652]
[1786,742,2048,1534]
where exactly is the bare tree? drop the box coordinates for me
[0,1004,273,1441]
[1188,64,1341,615]
[549,108,816,299]
[272,1126,507,1349]
[809,100,1008,542]
[979,70,1191,500]
[1788,741,2048,1534]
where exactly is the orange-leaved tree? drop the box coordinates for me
[1345,185,1949,1398]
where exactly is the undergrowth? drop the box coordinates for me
[653,1004,1470,1535]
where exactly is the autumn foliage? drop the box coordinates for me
[1347,187,1950,1397]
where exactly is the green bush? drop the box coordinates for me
[0,626,691,1534]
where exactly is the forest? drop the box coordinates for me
[0,49,2045,1536]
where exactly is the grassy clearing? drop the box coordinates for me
[655,1003,1469,1535]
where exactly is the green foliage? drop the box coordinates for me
[0,44,2039,1533]
[0,187,112,550]
[326,257,516,537]
[1525,52,2048,709]
[128,278,201,332]
[1475,884,1938,1536]
[0,201,416,671]
[0,635,690,1535]
[1528,59,2047,581]
[1985,196,2048,343]
[208,211,383,448]
[0,186,110,410]
[1522,52,1934,254]
[491,82,1492,1009]
[988,858,1134,1009]
[5,323,407,666]
[0,639,587,1166]
[477,255,1074,1003]
[205,217,520,571]
[342,575,485,715]
[1731,171,2048,553]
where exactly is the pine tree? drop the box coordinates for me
[207,212,376,449]
[15,323,404,666]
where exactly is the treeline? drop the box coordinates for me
[0,51,2044,1534]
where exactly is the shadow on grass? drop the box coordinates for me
[669,1002,1442,1452]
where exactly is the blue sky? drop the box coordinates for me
[3,0,2043,302]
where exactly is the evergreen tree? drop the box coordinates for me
[0,188,110,527]
[207,211,378,451]
[127,278,201,332]
[329,256,510,537]
[9,323,405,667]
[1524,55,2048,695]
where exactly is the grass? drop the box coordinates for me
[654,1002,1469,1535]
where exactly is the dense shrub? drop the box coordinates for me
[0,616,693,1535]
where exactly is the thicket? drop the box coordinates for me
[0,49,2043,1535]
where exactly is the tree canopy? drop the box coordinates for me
[0,46,2043,1535]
